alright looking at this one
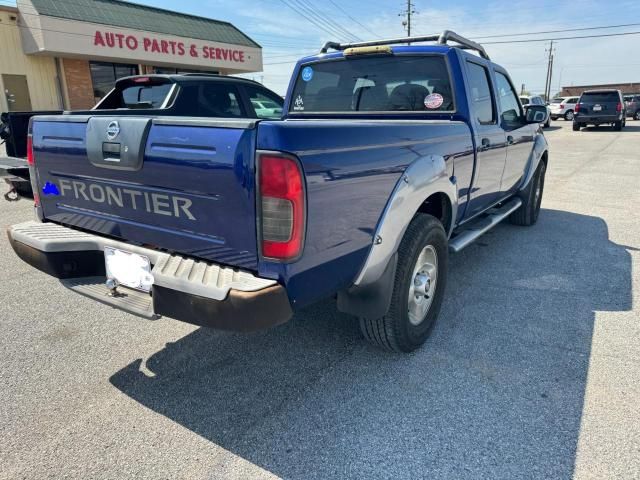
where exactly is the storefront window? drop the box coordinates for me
[89,61,138,103]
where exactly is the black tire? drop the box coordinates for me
[572,122,581,131]
[359,214,448,353]
[509,160,547,226]
[613,120,622,131]
[564,110,574,121]
[634,111,640,121]
[544,118,551,128]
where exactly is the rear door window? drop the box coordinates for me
[175,83,245,117]
[289,55,453,113]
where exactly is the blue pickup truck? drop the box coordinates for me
[8,32,549,352]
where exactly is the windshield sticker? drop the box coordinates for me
[424,93,444,109]
[301,66,314,82]
[293,95,305,111]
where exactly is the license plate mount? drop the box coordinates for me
[104,247,154,292]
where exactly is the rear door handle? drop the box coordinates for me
[479,138,490,151]
[507,135,514,145]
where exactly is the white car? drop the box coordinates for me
[549,96,579,121]
[519,95,551,128]
[250,99,283,119]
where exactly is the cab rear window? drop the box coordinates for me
[289,55,453,113]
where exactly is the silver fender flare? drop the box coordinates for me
[354,155,457,287]
[519,133,548,192]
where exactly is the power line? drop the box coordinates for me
[325,0,379,38]
[278,0,359,41]
[294,0,360,41]
[472,22,640,40]
[482,30,640,44]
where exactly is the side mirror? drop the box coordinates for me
[525,105,548,124]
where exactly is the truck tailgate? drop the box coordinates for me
[32,116,259,270]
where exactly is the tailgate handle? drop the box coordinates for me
[87,117,151,171]
[102,142,121,162]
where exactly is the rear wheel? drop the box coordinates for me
[572,122,581,131]
[359,214,448,352]
[634,111,640,120]
[613,120,622,131]
[564,110,574,121]
[509,160,546,226]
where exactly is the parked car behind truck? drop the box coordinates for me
[8,31,549,352]
[624,94,640,120]
[549,96,579,121]
[574,89,626,130]
[1,74,284,200]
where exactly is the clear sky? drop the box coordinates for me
[41,0,640,95]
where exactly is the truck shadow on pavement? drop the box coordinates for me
[581,124,640,132]
[110,208,632,479]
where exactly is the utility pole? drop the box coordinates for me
[521,83,525,95]
[399,0,417,37]
[544,41,555,102]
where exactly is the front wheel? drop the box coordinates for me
[360,214,448,352]
[509,160,547,226]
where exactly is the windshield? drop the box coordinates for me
[289,55,453,113]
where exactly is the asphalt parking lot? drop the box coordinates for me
[1,121,639,479]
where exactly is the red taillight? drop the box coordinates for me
[26,134,34,166]
[575,103,580,113]
[133,76,150,83]
[616,102,622,112]
[560,104,565,108]
[258,153,305,261]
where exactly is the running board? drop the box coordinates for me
[449,198,522,253]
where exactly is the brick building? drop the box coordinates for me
[0,0,262,112]
[560,82,639,97]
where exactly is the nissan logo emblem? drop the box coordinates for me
[106,121,120,140]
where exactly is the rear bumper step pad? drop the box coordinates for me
[7,221,293,331]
